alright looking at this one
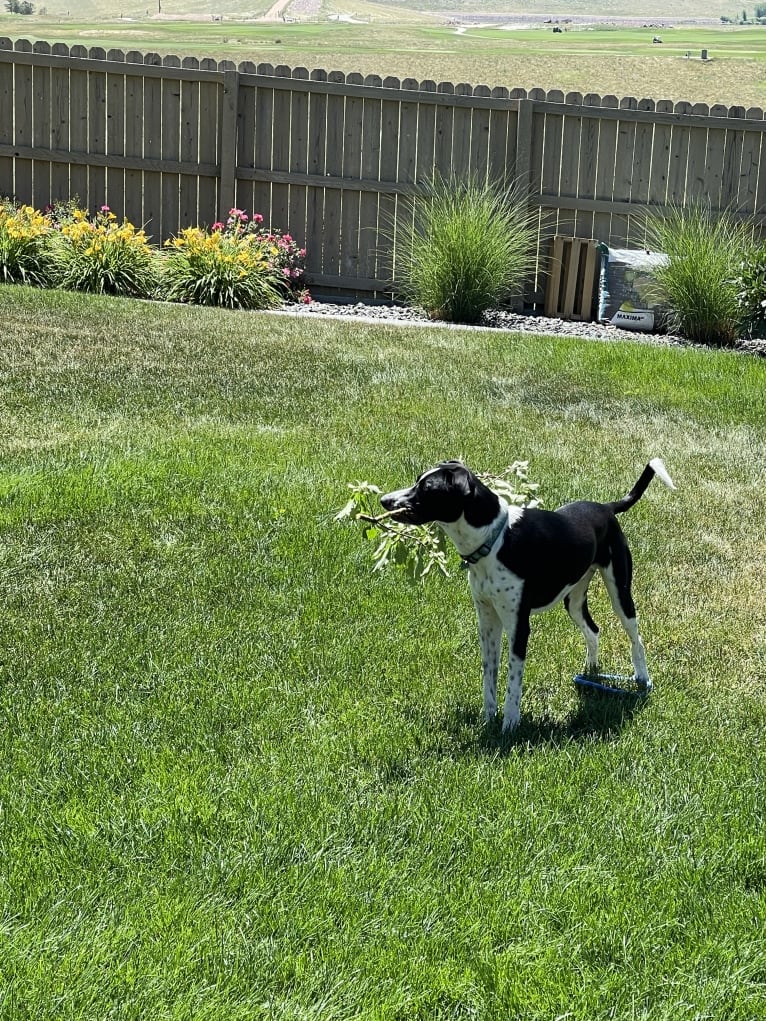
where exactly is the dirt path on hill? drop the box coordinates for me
[259,0,292,21]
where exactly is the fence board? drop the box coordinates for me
[31,45,52,205]
[416,80,437,183]
[359,78,382,282]
[197,60,218,228]
[628,99,655,245]
[609,98,636,245]
[378,78,401,287]
[270,66,291,231]
[321,71,345,278]
[87,54,106,209]
[685,104,709,204]
[468,85,490,181]
[648,99,673,210]
[435,81,455,176]
[666,101,693,204]
[305,69,328,284]
[288,67,310,251]
[251,64,274,223]
[592,96,618,245]
[738,114,763,215]
[450,83,472,178]
[161,55,182,239]
[575,97,600,241]
[523,90,543,189]
[123,67,144,229]
[178,61,199,231]
[68,58,88,206]
[0,40,12,197]
[234,63,256,216]
[557,92,582,239]
[487,87,510,184]
[699,117,724,210]
[143,56,163,237]
[721,110,747,210]
[341,73,363,279]
[13,45,33,204]
[105,53,125,220]
[541,91,565,236]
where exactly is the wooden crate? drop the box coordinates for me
[544,237,601,321]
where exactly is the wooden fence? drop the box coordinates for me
[2,36,766,300]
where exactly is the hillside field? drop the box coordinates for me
[4,0,766,104]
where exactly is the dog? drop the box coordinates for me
[380,459,675,732]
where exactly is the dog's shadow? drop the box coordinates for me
[446,688,647,756]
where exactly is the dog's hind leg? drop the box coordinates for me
[600,556,650,685]
[564,568,599,673]
[475,599,502,722]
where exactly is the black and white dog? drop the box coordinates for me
[381,459,675,732]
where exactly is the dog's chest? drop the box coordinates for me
[469,558,524,611]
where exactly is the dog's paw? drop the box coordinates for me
[501,712,521,733]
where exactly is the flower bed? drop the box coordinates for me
[0,201,310,308]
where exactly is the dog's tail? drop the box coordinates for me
[610,458,676,515]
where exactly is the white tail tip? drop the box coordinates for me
[649,457,676,490]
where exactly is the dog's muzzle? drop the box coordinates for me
[380,488,419,523]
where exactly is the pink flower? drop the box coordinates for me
[253,213,264,224]
[100,204,110,212]
[212,221,224,231]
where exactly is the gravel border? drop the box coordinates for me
[270,299,766,356]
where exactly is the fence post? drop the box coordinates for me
[219,68,239,220]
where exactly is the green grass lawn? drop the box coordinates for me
[1,283,765,1019]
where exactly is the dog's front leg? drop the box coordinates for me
[502,608,530,733]
[474,598,502,723]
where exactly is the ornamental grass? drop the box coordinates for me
[645,203,756,346]
[391,175,538,324]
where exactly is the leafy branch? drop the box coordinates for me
[335,462,541,583]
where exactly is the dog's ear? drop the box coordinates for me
[441,462,475,497]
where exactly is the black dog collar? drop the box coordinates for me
[461,514,507,567]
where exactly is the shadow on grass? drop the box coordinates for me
[445,688,649,757]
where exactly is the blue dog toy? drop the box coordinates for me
[573,673,653,696]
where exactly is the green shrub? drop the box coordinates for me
[49,205,158,298]
[734,240,766,337]
[645,203,755,346]
[392,175,538,324]
[0,202,54,286]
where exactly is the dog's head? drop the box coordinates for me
[380,461,498,527]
